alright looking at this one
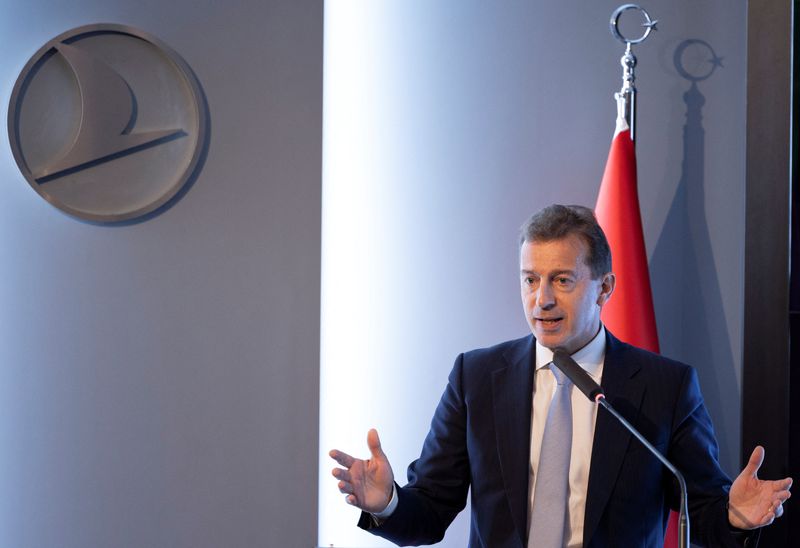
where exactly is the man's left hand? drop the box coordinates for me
[728,446,792,529]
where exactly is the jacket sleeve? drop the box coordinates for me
[667,366,758,547]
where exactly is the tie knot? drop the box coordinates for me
[550,364,570,386]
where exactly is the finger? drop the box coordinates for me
[743,446,765,478]
[367,428,385,460]
[337,480,354,495]
[332,467,352,483]
[766,496,787,517]
[761,501,781,522]
[768,479,792,501]
[775,489,791,512]
[329,449,355,468]
[346,494,358,505]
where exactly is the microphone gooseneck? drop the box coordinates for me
[552,350,604,400]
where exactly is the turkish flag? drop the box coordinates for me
[594,118,678,546]
[595,125,659,353]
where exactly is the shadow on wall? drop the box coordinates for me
[650,40,740,474]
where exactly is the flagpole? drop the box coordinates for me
[609,4,657,144]
[605,5,689,548]
[618,44,637,143]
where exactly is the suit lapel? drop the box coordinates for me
[583,332,645,546]
[492,335,535,547]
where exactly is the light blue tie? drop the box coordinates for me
[529,364,572,548]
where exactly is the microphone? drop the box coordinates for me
[552,349,691,548]
[551,349,604,401]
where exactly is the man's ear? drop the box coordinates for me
[597,272,616,306]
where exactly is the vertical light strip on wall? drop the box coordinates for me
[317,2,533,545]
[318,2,397,546]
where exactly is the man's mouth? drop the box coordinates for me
[535,317,563,327]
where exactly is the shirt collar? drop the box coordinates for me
[535,325,606,381]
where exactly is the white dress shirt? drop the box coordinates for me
[529,326,606,548]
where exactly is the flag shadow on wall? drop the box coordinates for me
[649,39,740,475]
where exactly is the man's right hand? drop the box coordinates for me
[330,428,395,513]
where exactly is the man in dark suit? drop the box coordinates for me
[330,204,792,547]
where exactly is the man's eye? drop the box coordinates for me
[556,277,572,285]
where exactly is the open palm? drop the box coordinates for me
[330,429,395,513]
[728,446,792,529]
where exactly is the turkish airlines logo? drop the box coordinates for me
[8,24,207,222]
[34,42,184,182]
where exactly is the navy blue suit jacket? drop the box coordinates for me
[359,331,750,547]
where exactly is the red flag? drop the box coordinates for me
[594,111,678,545]
[595,123,659,353]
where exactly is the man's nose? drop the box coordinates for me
[536,282,555,310]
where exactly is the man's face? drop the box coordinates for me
[520,234,615,354]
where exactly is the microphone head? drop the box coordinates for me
[552,348,605,402]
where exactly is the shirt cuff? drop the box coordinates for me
[371,484,399,519]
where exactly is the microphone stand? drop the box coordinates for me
[596,396,690,548]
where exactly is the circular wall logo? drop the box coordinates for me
[7,24,208,223]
